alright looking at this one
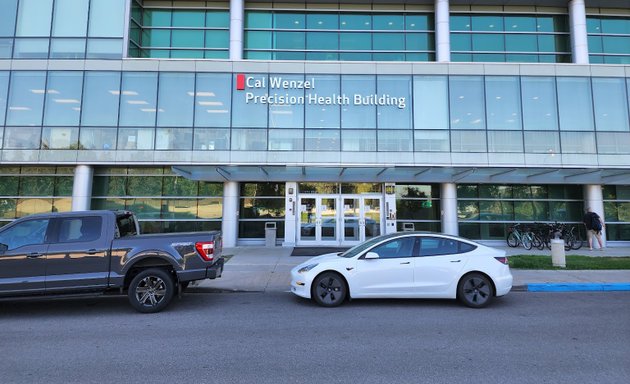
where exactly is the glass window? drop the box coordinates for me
[81,71,120,127]
[305,75,340,129]
[157,73,194,127]
[172,30,204,48]
[16,0,53,37]
[413,76,448,130]
[449,76,485,130]
[592,78,629,132]
[450,15,471,31]
[13,38,49,59]
[414,130,449,152]
[406,15,432,31]
[79,127,117,150]
[505,16,537,32]
[340,14,371,30]
[472,34,504,52]
[521,77,558,131]
[43,72,83,126]
[205,30,229,49]
[142,29,170,47]
[373,33,404,51]
[6,71,47,126]
[341,130,376,151]
[172,10,204,27]
[505,34,537,52]
[86,38,123,59]
[50,38,86,59]
[193,128,229,150]
[88,0,125,37]
[420,237,459,256]
[0,71,8,127]
[268,129,303,151]
[231,129,267,151]
[377,75,411,129]
[451,130,486,152]
[307,13,338,30]
[378,130,412,151]
[275,13,305,29]
[52,0,89,37]
[371,237,416,259]
[267,74,305,129]
[524,131,560,154]
[487,131,523,152]
[41,127,79,149]
[275,32,305,50]
[232,73,268,128]
[144,10,171,27]
[307,32,338,50]
[340,33,371,50]
[557,77,594,131]
[600,18,630,34]
[245,31,271,49]
[155,128,192,150]
[245,11,272,29]
[305,129,340,151]
[373,14,404,30]
[471,16,503,32]
[341,75,376,129]
[560,132,596,153]
[206,11,229,28]
[119,72,158,127]
[118,128,154,150]
[3,126,41,149]
[0,218,49,250]
[485,76,522,130]
[0,0,18,37]
[194,73,231,128]
[0,38,13,58]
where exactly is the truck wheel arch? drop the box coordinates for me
[123,254,178,289]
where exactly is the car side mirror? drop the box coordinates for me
[0,243,7,254]
[364,252,379,260]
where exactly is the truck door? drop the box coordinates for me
[45,215,110,291]
[0,218,50,295]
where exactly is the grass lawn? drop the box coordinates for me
[509,255,630,270]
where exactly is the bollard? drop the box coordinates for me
[550,239,566,268]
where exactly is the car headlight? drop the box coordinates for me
[298,263,319,273]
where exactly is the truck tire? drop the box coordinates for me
[128,268,175,313]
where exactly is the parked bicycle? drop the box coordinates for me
[506,223,533,250]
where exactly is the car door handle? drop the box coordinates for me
[27,252,44,258]
[451,260,461,263]
[87,249,99,255]
[400,261,411,265]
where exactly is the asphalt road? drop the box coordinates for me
[1,291,629,384]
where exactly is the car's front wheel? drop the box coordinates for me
[311,272,347,307]
[128,268,175,313]
[457,273,494,308]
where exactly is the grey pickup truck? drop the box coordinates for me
[0,210,224,313]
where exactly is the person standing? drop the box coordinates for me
[582,207,605,251]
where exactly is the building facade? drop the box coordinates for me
[0,0,629,247]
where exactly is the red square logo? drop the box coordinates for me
[236,74,245,90]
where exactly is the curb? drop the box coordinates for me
[525,283,630,292]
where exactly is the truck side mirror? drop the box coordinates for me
[0,243,8,254]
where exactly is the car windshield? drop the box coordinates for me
[338,236,385,258]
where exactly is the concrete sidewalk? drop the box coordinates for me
[191,246,630,293]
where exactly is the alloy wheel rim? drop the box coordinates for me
[135,276,167,307]
[316,276,343,304]
[463,277,490,305]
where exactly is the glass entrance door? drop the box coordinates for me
[341,196,382,245]
[298,196,338,245]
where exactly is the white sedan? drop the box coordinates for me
[291,232,513,308]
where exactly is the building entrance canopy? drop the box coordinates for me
[172,165,630,185]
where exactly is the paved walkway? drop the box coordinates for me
[192,245,630,293]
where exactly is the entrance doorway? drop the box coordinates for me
[297,195,382,246]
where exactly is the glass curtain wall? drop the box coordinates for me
[3,0,126,59]
[603,185,630,241]
[129,1,230,58]
[90,167,223,233]
[395,184,441,232]
[239,183,285,239]
[450,13,570,63]
[457,184,584,240]
[588,15,630,64]
[0,166,74,227]
[244,10,435,61]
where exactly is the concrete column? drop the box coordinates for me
[435,0,451,62]
[569,0,589,64]
[440,183,458,236]
[221,181,239,247]
[229,0,244,60]
[71,165,93,211]
[283,182,297,247]
[583,184,606,245]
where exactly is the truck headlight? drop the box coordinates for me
[298,263,318,273]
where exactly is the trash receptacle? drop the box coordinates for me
[550,238,566,268]
[265,222,276,247]
[402,222,415,232]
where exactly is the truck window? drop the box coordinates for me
[116,214,138,237]
[0,219,50,250]
[58,216,102,243]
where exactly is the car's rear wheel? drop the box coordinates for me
[311,272,347,307]
[128,268,174,313]
[457,273,494,308]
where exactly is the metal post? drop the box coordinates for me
[222,181,239,247]
[71,165,94,211]
[441,183,458,235]
[229,0,244,60]
[435,0,451,62]
[569,0,589,64]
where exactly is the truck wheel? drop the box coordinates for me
[128,268,174,313]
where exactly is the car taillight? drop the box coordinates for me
[494,256,509,265]
[195,241,214,261]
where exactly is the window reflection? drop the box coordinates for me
[6,71,46,126]
[44,72,83,126]
[449,76,485,130]
[119,72,158,127]
[81,72,120,126]
[157,73,194,127]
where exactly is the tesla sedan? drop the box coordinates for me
[290,232,512,308]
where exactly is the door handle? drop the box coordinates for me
[87,249,98,255]
[400,261,411,265]
[27,252,44,258]
[450,260,461,263]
